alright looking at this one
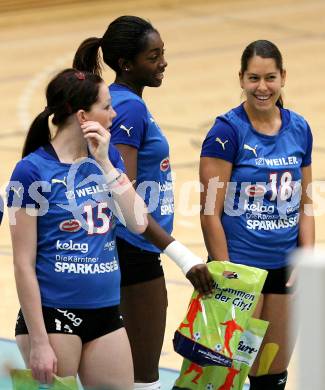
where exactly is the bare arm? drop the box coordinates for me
[115,143,214,295]
[114,144,138,184]
[115,144,175,249]
[200,157,233,261]
[298,165,315,247]
[10,208,57,383]
[286,165,315,287]
[115,144,174,247]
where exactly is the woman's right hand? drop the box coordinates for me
[81,120,111,167]
[186,264,215,297]
[30,340,57,384]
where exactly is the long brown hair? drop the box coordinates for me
[22,69,102,157]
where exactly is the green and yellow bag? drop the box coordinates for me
[11,369,78,390]
[232,317,269,389]
[173,261,268,390]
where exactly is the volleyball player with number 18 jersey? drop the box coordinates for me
[201,103,312,270]
[200,40,314,390]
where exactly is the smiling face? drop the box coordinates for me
[239,55,286,112]
[127,31,167,88]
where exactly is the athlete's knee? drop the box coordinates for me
[134,380,161,390]
[249,370,288,390]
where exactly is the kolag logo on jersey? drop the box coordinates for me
[56,240,88,253]
[245,184,266,197]
[160,157,170,172]
[244,200,274,214]
[59,219,81,233]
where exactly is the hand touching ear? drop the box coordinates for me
[81,121,110,165]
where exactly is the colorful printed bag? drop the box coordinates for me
[173,261,268,390]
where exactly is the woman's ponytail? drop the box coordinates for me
[73,37,102,76]
[22,108,51,158]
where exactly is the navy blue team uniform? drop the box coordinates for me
[201,103,312,292]
[109,83,174,284]
[8,144,125,342]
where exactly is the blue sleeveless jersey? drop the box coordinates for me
[109,83,174,253]
[7,146,125,308]
[201,104,313,269]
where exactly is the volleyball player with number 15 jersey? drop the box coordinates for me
[7,69,149,390]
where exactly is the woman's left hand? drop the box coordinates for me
[81,121,110,165]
